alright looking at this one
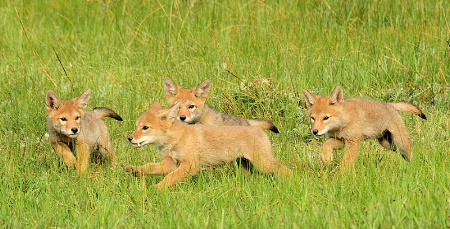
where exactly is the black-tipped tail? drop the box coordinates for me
[93,107,123,121]
[248,119,280,133]
[418,112,427,120]
[269,125,279,133]
[389,102,426,120]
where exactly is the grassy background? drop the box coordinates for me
[1,0,449,227]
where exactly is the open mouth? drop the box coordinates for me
[130,136,154,148]
[131,142,145,148]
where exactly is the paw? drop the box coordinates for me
[320,153,333,165]
[124,166,142,177]
[154,183,170,192]
[278,167,293,177]
[340,159,356,167]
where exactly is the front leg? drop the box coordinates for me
[52,142,76,169]
[125,157,177,177]
[155,160,199,191]
[341,138,360,167]
[74,141,90,173]
[321,138,344,165]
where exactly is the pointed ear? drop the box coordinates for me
[75,89,91,110]
[167,103,180,120]
[329,86,344,104]
[195,79,211,98]
[302,90,316,108]
[163,77,178,97]
[158,104,178,123]
[148,102,163,112]
[46,90,60,111]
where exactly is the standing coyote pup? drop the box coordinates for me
[46,89,122,173]
[126,102,291,190]
[163,77,279,133]
[302,86,426,167]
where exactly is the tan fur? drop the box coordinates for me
[302,86,426,167]
[125,102,291,190]
[163,77,279,133]
[45,89,122,173]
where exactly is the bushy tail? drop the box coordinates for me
[389,102,427,120]
[247,119,279,133]
[93,107,123,121]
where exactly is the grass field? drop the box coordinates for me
[1,0,449,228]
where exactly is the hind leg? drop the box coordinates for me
[101,134,116,163]
[235,158,253,174]
[104,144,116,163]
[93,140,116,164]
[388,123,413,161]
[377,130,397,151]
[244,149,292,177]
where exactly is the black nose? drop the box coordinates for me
[71,128,78,134]
[179,115,186,121]
[128,136,133,142]
[312,129,318,135]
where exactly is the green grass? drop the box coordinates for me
[1,0,449,227]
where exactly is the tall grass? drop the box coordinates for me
[1,0,449,227]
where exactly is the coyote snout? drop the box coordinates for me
[179,115,187,121]
[127,135,156,148]
[311,126,329,136]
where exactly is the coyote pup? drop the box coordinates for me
[163,77,279,133]
[126,102,291,190]
[302,86,426,166]
[46,89,122,172]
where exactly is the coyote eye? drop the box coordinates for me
[323,116,330,120]
[142,126,149,130]
[60,117,67,121]
[188,105,195,109]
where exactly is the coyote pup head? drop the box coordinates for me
[128,102,178,148]
[46,89,90,138]
[302,86,344,136]
[163,77,210,124]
